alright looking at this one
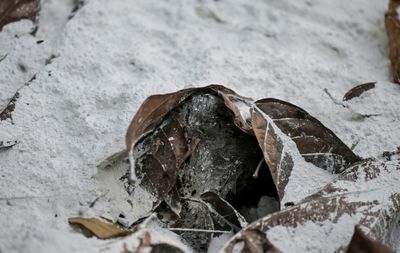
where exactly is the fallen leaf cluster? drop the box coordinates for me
[72,85,399,253]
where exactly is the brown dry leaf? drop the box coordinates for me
[68,217,131,239]
[385,0,400,84]
[343,82,376,101]
[130,114,191,200]
[346,226,395,253]
[0,0,40,30]
[221,156,400,253]
[251,98,360,201]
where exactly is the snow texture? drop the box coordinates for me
[0,0,399,252]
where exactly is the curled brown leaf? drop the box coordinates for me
[343,82,376,101]
[251,98,360,201]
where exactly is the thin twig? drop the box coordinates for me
[323,88,380,118]
[168,228,231,234]
[253,157,265,178]
[0,54,7,63]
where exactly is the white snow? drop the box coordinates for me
[0,0,399,252]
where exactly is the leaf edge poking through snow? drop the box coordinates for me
[251,98,360,205]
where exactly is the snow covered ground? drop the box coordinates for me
[0,0,399,252]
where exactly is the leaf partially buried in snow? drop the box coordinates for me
[343,82,376,101]
[68,217,131,239]
[0,0,40,30]
[221,155,400,253]
[346,226,395,253]
[251,98,360,203]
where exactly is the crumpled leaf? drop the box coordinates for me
[68,217,131,239]
[0,0,40,30]
[220,155,400,253]
[342,82,376,101]
[346,226,395,253]
[251,98,360,203]
[200,191,248,231]
[385,0,400,84]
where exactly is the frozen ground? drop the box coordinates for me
[0,0,399,252]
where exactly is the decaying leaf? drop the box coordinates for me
[0,0,40,30]
[68,217,131,239]
[221,155,400,253]
[342,82,376,101]
[385,0,400,84]
[251,98,360,203]
[346,226,395,253]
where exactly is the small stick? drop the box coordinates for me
[168,228,231,234]
[253,158,265,178]
[323,88,380,118]
[0,54,7,63]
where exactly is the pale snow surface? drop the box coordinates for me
[0,0,399,252]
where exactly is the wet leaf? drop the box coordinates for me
[200,191,248,231]
[68,217,131,239]
[346,226,395,253]
[343,82,376,101]
[0,0,40,30]
[251,98,360,202]
[221,156,400,253]
[385,0,400,84]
